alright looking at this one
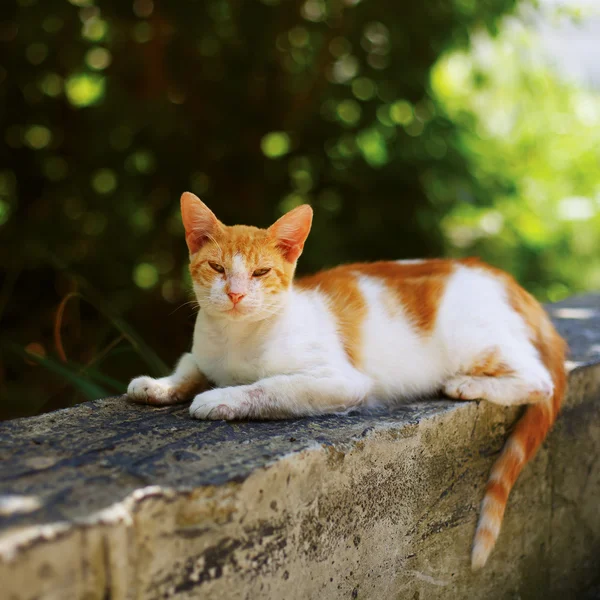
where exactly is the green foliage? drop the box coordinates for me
[1,0,598,418]
[431,22,600,300]
[3,342,110,401]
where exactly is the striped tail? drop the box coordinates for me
[471,326,567,570]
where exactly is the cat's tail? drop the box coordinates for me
[470,309,567,570]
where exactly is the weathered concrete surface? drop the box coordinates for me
[1,294,600,600]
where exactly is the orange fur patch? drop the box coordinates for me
[470,348,513,377]
[485,480,509,506]
[345,260,453,333]
[297,270,367,368]
[511,403,554,461]
[166,373,208,404]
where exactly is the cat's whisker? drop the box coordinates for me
[168,300,200,316]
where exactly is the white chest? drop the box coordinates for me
[192,331,266,386]
[190,293,346,387]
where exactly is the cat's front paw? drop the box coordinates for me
[189,388,241,420]
[127,376,181,406]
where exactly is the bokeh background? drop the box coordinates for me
[1,0,599,419]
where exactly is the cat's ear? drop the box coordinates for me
[180,192,221,255]
[269,204,313,263]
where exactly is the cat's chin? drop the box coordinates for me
[199,298,285,323]
[209,305,271,323]
[222,307,251,320]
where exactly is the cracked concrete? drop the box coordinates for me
[1,294,600,599]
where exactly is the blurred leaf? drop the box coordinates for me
[45,253,169,376]
[2,342,107,401]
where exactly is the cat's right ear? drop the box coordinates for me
[180,192,221,255]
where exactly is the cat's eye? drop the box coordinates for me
[208,261,225,273]
[253,268,271,277]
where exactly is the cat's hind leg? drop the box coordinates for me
[443,346,553,406]
[128,353,208,405]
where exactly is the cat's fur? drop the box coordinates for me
[128,192,567,570]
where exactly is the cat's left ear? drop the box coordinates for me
[269,204,313,263]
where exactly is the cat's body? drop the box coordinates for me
[128,193,567,570]
[183,258,553,413]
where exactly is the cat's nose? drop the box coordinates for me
[228,292,246,305]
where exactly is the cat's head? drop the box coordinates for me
[181,192,312,322]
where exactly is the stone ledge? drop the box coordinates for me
[1,294,600,599]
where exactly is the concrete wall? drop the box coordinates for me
[1,293,599,599]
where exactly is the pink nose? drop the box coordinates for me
[228,292,245,305]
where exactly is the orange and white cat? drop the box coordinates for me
[128,192,567,570]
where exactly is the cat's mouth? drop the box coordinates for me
[223,304,251,317]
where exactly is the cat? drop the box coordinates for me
[127,191,567,570]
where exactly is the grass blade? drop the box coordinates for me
[3,343,108,400]
[45,251,169,376]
